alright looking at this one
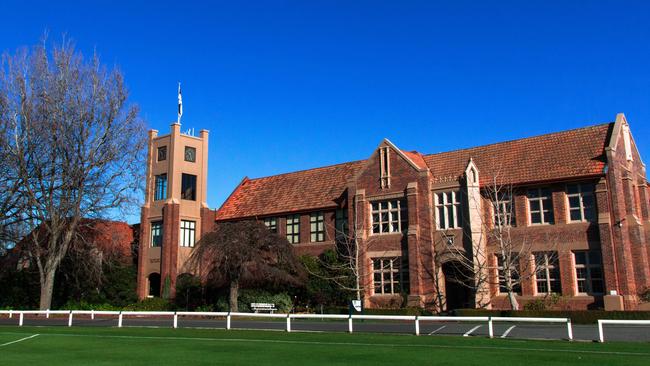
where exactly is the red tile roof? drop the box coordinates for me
[424,123,612,185]
[216,160,365,220]
[216,123,613,220]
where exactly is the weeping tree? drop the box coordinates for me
[186,220,305,312]
[0,38,146,309]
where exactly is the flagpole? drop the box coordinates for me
[177,82,183,125]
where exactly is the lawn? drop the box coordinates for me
[0,326,648,365]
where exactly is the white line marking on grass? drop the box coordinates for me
[463,325,481,337]
[1,331,650,357]
[428,325,446,335]
[501,326,516,339]
[0,334,40,347]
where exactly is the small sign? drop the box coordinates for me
[352,300,362,312]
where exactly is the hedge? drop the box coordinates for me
[453,308,650,324]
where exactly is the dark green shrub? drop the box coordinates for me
[237,289,293,312]
[123,298,173,311]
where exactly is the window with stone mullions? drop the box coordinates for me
[372,257,408,295]
[151,221,163,247]
[435,191,462,230]
[180,220,196,247]
[528,188,554,225]
[567,184,596,222]
[264,217,277,233]
[286,214,300,244]
[492,192,515,227]
[310,212,325,242]
[154,174,167,201]
[574,251,604,295]
[534,252,561,294]
[371,200,407,234]
[496,255,521,294]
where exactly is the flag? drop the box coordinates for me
[177,82,183,123]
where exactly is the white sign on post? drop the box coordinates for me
[352,300,362,312]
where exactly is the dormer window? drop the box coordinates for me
[157,146,167,161]
[379,146,390,188]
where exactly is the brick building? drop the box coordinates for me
[138,113,650,311]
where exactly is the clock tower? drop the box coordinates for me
[137,122,214,299]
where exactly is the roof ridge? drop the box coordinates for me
[424,122,613,158]
[245,158,365,182]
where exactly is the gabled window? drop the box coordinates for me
[371,199,407,234]
[286,214,300,244]
[534,252,561,294]
[154,174,168,201]
[574,251,604,295]
[264,217,277,233]
[491,192,515,227]
[157,146,167,161]
[181,174,197,201]
[379,146,390,188]
[527,188,554,225]
[180,220,196,247]
[566,184,596,222]
[372,257,409,295]
[151,221,163,247]
[435,191,462,230]
[310,212,325,242]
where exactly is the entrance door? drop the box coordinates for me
[148,273,161,297]
[442,261,472,310]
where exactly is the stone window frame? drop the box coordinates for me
[370,199,407,235]
[379,146,391,189]
[179,220,196,248]
[496,254,521,295]
[573,250,604,295]
[309,211,325,242]
[264,217,277,233]
[150,221,163,248]
[154,173,168,201]
[372,257,409,295]
[566,183,596,223]
[157,146,167,162]
[533,251,561,295]
[527,187,554,225]
[181,173,197,201]
[184,146,196,162]
[286,214,300,244]
[434,191,462,230]
[490,191,516,228]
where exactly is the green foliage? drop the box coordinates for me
[236,289,293,313]
[123,298,174,311]
[61,300,121,311]
[194,304,215,312]
[294,250,353,309]
[175,274,204,311]
[523,293,562,311]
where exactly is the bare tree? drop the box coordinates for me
[0,38,146,309]
[186,220,305,312]
[437,170,560,311]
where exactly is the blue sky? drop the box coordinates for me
[1,1,649,223]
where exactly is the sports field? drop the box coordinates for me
[0,326,648,365]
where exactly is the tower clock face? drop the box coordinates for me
[185,146,196,162]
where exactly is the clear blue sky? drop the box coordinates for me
[2,1,649,223]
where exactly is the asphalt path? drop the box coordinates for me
[1,315,649,343]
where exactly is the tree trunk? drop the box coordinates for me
[39,270,56,310]
[229,279,239,312]
[507,290,519,310]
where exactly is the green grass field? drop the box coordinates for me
[1,326,648,365]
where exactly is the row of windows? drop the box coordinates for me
[497,250,604,296]
[153,173,197,201]
[157,145,197,163]
[263,212,329,244]
[150,220,196,248]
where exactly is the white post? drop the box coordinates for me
[118,312,123,328]
[598,320,604,343]
[9,310,12,319]
[415,316,420,336]
[566,319,573,341]
[226,312,231,330]
[46,309,50,319]
[68,311,73,327]
[286,315,291,333]
[91,309,95,320]
[488,317,494,338]
[19,312,24,326]
[173,313,178,329]
[348,315,353,334]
